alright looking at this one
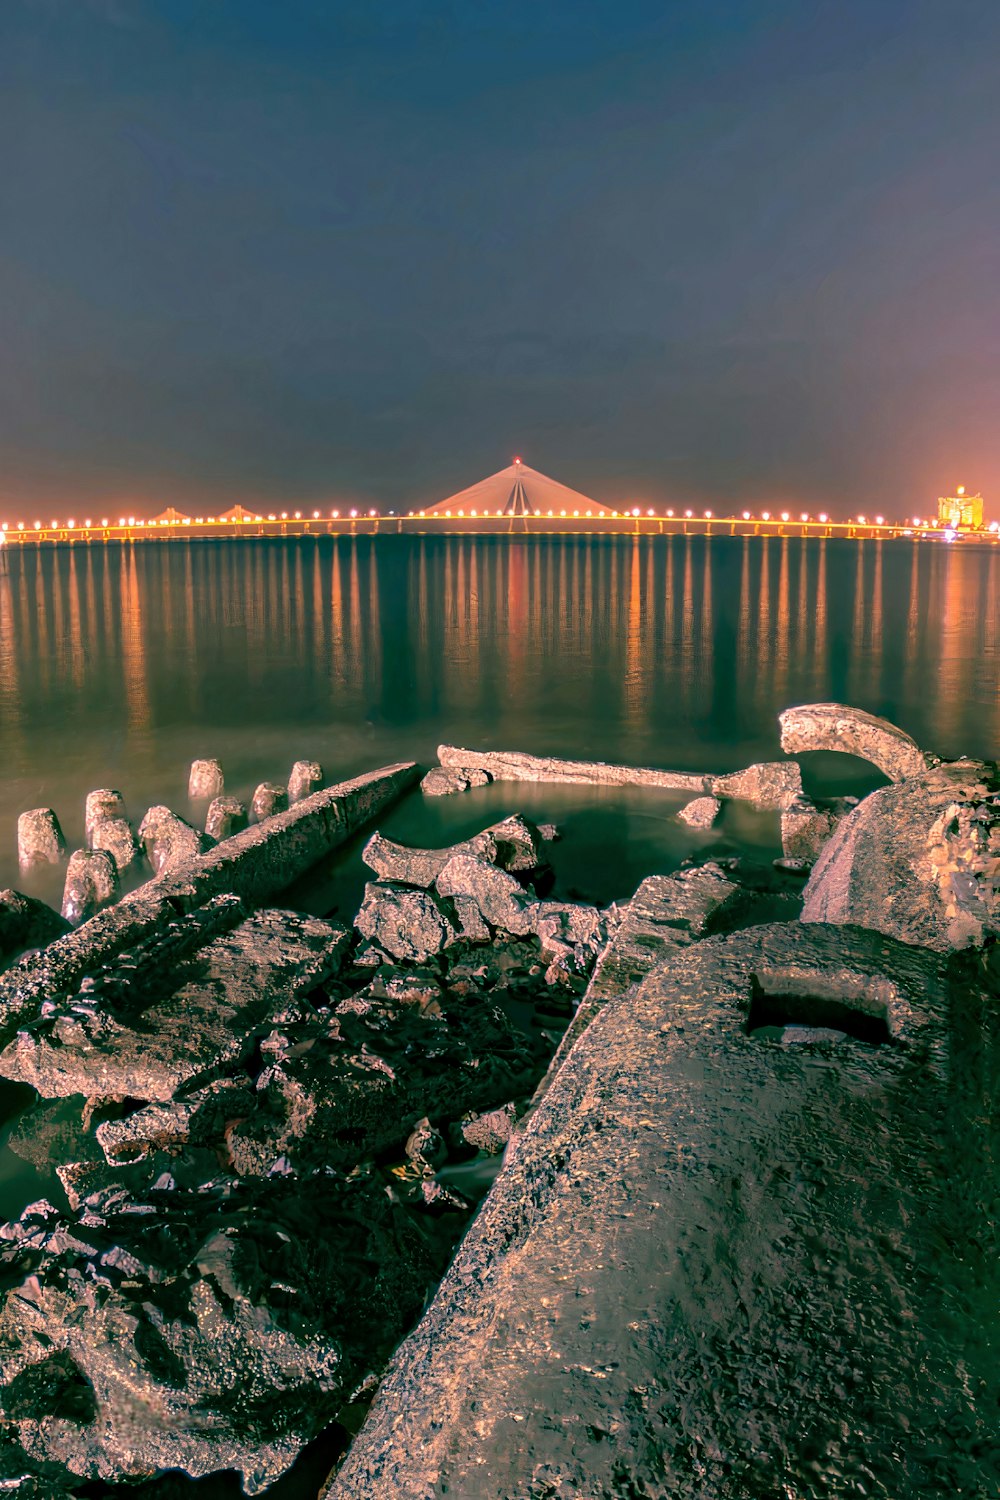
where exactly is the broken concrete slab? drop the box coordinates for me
[710,760,803,810]
[420,766,491,796]
[361,814,544,889]
[437,743,707,792]
[328,922,992,1500]
[801,760,1000,950]
[0,909,350,1102]
[779,702,932,781]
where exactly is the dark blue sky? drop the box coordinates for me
[2,0,999,517]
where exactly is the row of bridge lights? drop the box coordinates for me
[0,509,378,531]
[0,510,983,530]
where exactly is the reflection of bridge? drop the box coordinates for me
[0,510,998,550]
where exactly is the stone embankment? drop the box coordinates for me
[0,704,994,1499]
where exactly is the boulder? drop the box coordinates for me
[17,808,65,869]
[252,782,289,822]
[677,794,721,829]
[355,883,458,962]
[710,761,802,810]
[188,758,225,800]
[780,797,838,862]
[525,901,607,970]
[801,760,1000,950]
[89,816,138,873]
[435,856,534,936]
[362,815,543,889]
[205,794,248,841]
[778,702,931,782]
[61,850,119,926]
[456,1101,520,1155]
[420,766,491,796]
[0,889,69,960]
[138,805,205,874]
[288,760,324,804]
[84,790,127,845]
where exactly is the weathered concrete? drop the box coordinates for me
[89,815,138,873]
[17,808,65,868]
[205,794,248,841]
[329,923,994,1500]
[362,815,543,889]
[252,782,289,822]
[438,743,707,792]
[421,766,491,796]
[0,908,349,1101]
[84,789,127,845]
[138,805,205,874]
[709,760,803,809]
[188,757,225,799]
[677,794,721,828]
[780,795,839,862]
[802,760,1000,950]
[0,763,419,1040]
[61,850,118,926]
[288,759,324,804]
[779,701,932,781]
[435,855,535,935]
[0,890,69,961]
[355,883,458,963]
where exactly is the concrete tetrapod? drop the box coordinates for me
[328,921,995,1500]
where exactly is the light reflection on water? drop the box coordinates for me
[0,534,997,890]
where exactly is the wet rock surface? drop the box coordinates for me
[138,806,205,875]
[252,783,289,823]
[84,791,127,846]
[329,923,997,1500]
[205,794,248,841]
[61,851,118,927]
[779,700,932,781]
[419,766,491,796]
[677,793,721,828]
[88,817,138,874]
[0,890,69,964]
[802,759,1000,950]
[709,759,803,809]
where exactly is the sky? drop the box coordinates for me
[2,0,999,519]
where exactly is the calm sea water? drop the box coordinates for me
[0,533,997,902]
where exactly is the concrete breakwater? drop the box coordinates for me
[0,704,995,1498]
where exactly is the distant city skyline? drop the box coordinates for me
[3,1,1000,521]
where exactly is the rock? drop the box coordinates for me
[780,796,839,862]
[355,883,458,962]
[205,794,248,840]
[89,816,138,873]
[779,701,931,781]
[710,761,803,810]
[188,758,225,799]
[227,990,536,1177]
[801,760,1000,951]
[0,909,350,1102]
[457,1101,520,1155]
[289,760,324,804]
[362,815,544,890]
[677,794,721,828]
[17,808,65,869]
[437,744,706,791]
[0,890,69,961]
[537,823,559,842]
[138,805,205,874]
[404,1118,447,1173]
[61,850,119,926]
[328,923,993,1500]
[420,767,491,796]
[0,1172,442,1493]
[451,895,491,943]
[84,790,127,845]
[435,856,534,936]
[252,782,289,822]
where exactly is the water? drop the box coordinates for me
[0,534,997,902]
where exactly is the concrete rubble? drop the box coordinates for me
[778,700,932,781]
[61,849,119,926]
